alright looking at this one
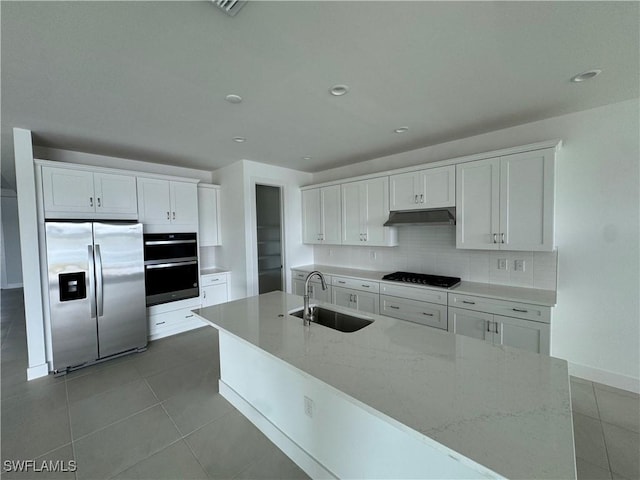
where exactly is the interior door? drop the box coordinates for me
[94,222,146,358]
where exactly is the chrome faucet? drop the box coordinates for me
[303,271,327,325]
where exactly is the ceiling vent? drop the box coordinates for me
[213,0,247,17]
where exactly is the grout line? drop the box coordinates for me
[591,381,616,477]
[63,376,79,480]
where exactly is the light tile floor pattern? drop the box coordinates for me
[2,288,639,479]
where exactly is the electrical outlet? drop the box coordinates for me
[370,250,376,260]
[497,258,508,270]
[304,396,313,418]
[514,259,526,272]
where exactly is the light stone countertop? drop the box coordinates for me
[194,291,575,479]
[200,267,231,276]
[292,264,557,306]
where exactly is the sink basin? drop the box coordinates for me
[290,306,373,333]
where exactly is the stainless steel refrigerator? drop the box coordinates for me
[45,221,147,373]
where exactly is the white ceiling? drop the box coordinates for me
[1,1,638,187]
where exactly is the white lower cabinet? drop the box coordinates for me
[332,286,379,315]
[147,297,204,341]
[200,273,229,307]
[293,279,332,302]
[380,295,447,331]
[448,306,550,354]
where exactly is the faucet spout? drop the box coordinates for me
[303,271,327,325]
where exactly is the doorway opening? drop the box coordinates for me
[255,184,283,294]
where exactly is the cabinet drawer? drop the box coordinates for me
[381,295,447,331]
[292,270,332,284]
[201,273,227,287]
[148,308,204,340]
[448,293,550,323]
[332,276,379,293]
[380,283,447,305]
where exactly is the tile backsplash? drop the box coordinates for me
[313,226,557,290]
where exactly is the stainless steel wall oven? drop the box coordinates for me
[144,233,199,306]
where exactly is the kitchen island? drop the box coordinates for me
[193,291,575,479]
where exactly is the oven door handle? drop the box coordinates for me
[144,239,197,246]
[145,260,198,270]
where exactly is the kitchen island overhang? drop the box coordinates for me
[193,291,576,479]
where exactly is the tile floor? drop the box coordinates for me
[2,288,639,479]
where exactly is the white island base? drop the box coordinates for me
[217,331,502,479]
[193,292,575,480]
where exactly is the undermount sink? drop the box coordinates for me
[290,306,373,333]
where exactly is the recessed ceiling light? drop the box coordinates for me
[225,94,243,104]
[302,156,312,161]
[394,127,409,134]
[232,136,246,143]
[570,69,602,83]
[329,84,350,96]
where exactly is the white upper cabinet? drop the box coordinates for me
[389,165,455,211]
[341,177,397,246]
[302,185,341,244]
[137,177,198,229]
[198,184,221,246]
[42,166,137,219]
[456,148,555,251]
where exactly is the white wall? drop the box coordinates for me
[1,189,23,288]
[312,99,640,392]
[212,160,314,300]
[33,147,213,183]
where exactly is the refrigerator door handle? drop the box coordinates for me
[95,244,104,317]
[88,245,97,319]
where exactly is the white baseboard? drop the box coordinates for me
[27,363,49,380]
[219,380,337,480]
[569,362,640,394]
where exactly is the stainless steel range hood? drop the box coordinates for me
[383,208,456,226]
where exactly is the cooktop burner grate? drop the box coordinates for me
[381,271,461,289]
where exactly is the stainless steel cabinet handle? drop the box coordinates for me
[145,239,197,246]
[338,280,346,284]
[363,233,367,241]
[89,197,94,207]
[422,312,434,316]
[97,197,101,208]
[494,323,499,334]
[167,211,170,220]
[146,260,198,269]
[487,321,491,332]
[361,284,370,288]
[512,308,528,313]
[414,194,418,204]
[173,212,176,220]
[462,300,475,305]
[501,233,505,244]
[156,321,166,325]
[420,194,424,203]
[185,314,193,318]
[493,233,497,243]
[389,305,399,309]
[203,291,206,299]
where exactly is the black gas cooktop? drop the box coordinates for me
[381,271,461,289]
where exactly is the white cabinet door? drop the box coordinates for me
[449,307,494,343]
[362,177,390,245]
[341,182,362,245]
[171,182,198,225]
[302,189,321,244]
[201,284,228,307]
[198,186,221,246]
[293,279,331,302]
[389,172,420,211]
[42,166,95,214]
[352,290,379,314]
[137,178,172,224]
[332,286,355,309]
[94,172,138,215]
[422,165,455,208]
[320,185,342,244]
[499,149,555,251]
[456,158,500,249]
[494,315,550,355]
